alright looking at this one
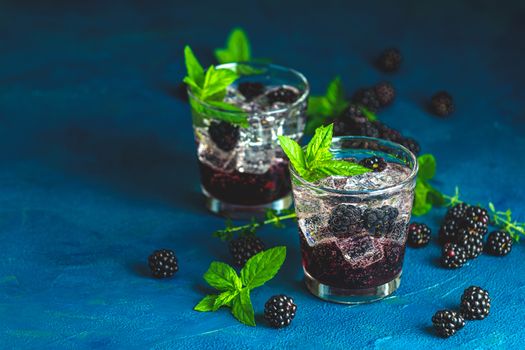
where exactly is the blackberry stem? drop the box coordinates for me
[213,212,297,241]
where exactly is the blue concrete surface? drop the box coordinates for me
[1,0,524,348]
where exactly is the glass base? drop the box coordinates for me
[304,268,402,304]
[202,187,293,219]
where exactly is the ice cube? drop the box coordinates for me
[335,235,384,268]
[299,214,331,246]
[384,220,408,243]
[196,128,237,172]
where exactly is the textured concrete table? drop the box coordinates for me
[1,1,524,349]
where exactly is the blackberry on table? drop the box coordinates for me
[148,249,179,278]
[399,137,420,155]
[238,82,265,101]
[460,286,491,320]
[374,81,396,107]
[407,223,431,247]
[359,156,387,172]
[266,87,299,104]
[430,91,455,117]
[432,310,465,338]
[441,243,467,268]
[229,235,265,267]
[264,295,297,328]
[439,219,460,244]
[462,206,489,235]
[337,118,380,138]
[340,103,366,122]
[352,88,381,112]
[485,230,513,256]
[445,203,470,222]
[363,206,398,235]
[374,121,403,142]
[328,204,363,236]
[208,121,240,152]
[376,48,402,73]
[456,229,483,259]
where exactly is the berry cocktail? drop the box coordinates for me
[187,61,309,218]
[290,136,418,303]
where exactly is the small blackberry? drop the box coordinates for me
[148,249,179,278]
[445,203,470,222]
[441,243,467,268]
[363,206,399,235]
[407,223,431,247]
[460,286,491,320]
[328,204,363,236]
[340,103,366,121]
[399,137,420,155]
[264,295,297,328]
[376,48,402,73]
[359,156,387,172]
[462,206,489,235]
[338,118,380,138]
[456,229,483,259]
[352,88,381,112]
[238,82,265,101]
[208,121,240,152]
[266,87,299,104]
[485,230,512,256]
[229,235,265,267]
[439,219,459,243]
[432,310,465,338]
[374,121,403,142]
[374,81,396,107]
[430,91,455,117]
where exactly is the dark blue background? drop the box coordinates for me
[1,0,524,348]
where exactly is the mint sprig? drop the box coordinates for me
[278,124,370,182]
[183,46,248,127]
[305,77,349,135]
[412,154,445,216]
[215,28,252,64]
[194,246,287,326]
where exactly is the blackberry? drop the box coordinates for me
[238,82,265,101]
[148,249,179,278]
[456,229,483,259]
[460,286,491,320]
[264,295,297,328]
[407,223,431,247]
[485,230,512,256]
[439,219,460,243]
[363,206,398,235]
[432,310,465,338]
[441,243,467,268]
[208,121,239,152]
[266,87,299,104]
[337,117,380,138]
[340,103,366,122]
[328,204,363,236]
[359,156,387,172]
[376,48,402,73]
[352,88,381,112]
[430,91,455,117]
[399,137,420,155]
[229,235,265,267]
[445,203,470,222]
[374,121,403,142]
[462,206,489,235]
[374,81,396,107]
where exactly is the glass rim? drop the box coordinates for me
[289,136,419,196]
[186,62,310,116]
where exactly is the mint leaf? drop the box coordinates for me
[326,76,348,114]
[194,294,218,312]
[201,66,239,100]
[203,262,241,291]
[231,288,255,326]
[215,28,251,64]
[316,159,371,177]
[305,124,333,166]
[360,107,378,122]
[184,46,204,86]
[240,246,286,289]
[278,136,307,175]
[418,154,436,181]
[213,290,239,311]
[412,179,432,216]
[426,183,445,206]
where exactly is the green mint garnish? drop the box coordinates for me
[412,154,445,216]
[194,246,287,326]
[278,124,370,183]
[215,28,252,64]
[360,106,378,121]
[183,45,248,127]
[305,76,349,135]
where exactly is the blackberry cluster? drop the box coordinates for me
[238,81,265,101]
[455,229,483,259]
[352,88,381,112]
[485,230,512,256]
[439,203,488,246]
[229,235,265,267]
[264,295,297,328]
[363,206,398,235]
[374,81,396,107]
[430,91,455,117]
[208,121,240,152]
[460,286,491,320]
[407,223,431,247]
[445,202,470,222]
[441,243,467,268]
[359,156,387,172]
[148,249,179,278]
[266,87,299,104]
[432,310,465,338]
[328,204,363,236]
[376,48,402,73]
[463,206,489,235]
